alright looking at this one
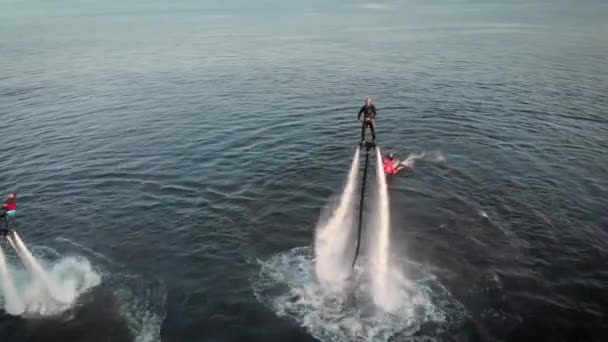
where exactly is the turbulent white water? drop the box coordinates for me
[314,148,360,291]
[253,247,465,342]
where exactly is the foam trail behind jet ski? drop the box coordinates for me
[315,148,360,290]
[0,243,24,314]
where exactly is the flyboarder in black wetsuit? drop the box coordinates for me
[358,97,377,144]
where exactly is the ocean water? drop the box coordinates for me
[1,0,607,341]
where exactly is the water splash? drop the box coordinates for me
[50,237,166,342]
[9,233,66,303]
[252,247,465,342]
[0,235,164,341]
[0,233,101,317]
[314,148,360,291]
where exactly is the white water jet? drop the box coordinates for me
[371,147,393,310]
[9,232,81,307]
[0,243,24,315]
[9,232,69,302]
[315,148,360,290]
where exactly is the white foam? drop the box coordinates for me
[252,247,464,342]
[115,283,166,342]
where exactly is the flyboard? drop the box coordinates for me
[352,138,376,269]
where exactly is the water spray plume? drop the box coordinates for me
[402,152,426,168]
[371,148,392,310]
[9,233,71,304]
[252,146,461,340]
[402,150,445,169]
[315,147,360,290]
[0,243,24,314]
[352,147,371,269]
[0,233,103,317]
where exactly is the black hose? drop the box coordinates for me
[352,148,370,269]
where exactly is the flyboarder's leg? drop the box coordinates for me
[369,121,376,142]
[360,121,366,143]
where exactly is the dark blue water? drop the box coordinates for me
[1,1,607,341]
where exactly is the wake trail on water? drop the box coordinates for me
[314,147,360,292]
